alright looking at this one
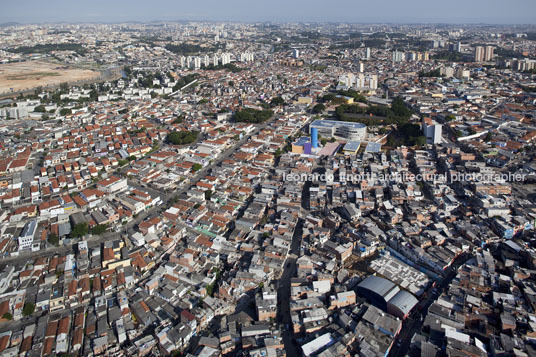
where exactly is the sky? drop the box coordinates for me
[2,0,536,24]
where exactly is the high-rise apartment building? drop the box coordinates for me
[474,46,485,62]
[392,50,405,62]
[484,46,494,61]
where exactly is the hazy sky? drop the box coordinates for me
[2,0,536,24]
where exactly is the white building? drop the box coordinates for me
[18,220,37,251]
[484,46,494,61]
[310,119,367,141]
[97,176,127,194]
[221,53,231,65]
[338,73,378,91]
[193,57,201,69]
[392,50,405,62]
[422,117,442,145]
[474,46,485,62]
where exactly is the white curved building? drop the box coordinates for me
[310,119,367,141]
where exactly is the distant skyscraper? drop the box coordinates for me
[240,52,254,62]
[358,61,364,73]
[221,53,231,65]
[392,50,405,62]
[292,49,300,59]
[474,46,485,62]
[366,47,371,59]
[456,41,462,52]
[194,57,201,69]
[455,67,470,79]
[440,67,455,78]
[484,46,494,61]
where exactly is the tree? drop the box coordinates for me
[172,115,184,124]
[414,136,427,146]
[2,313,12,320]
[445,114,456,122]
[91,224,108,235]
[233,108,273,124]
[192,163,202,172]
[312,103,326,114]
[418,68,442,78]
[71,222,88,238]
[41,113,50,121]
[166,131,199,145]
[205,190,213,200]
[484,132,493,142]
[48,233,59,246]
[34,105,46,113]
[390,97,411,118]
[322,93,336,102]
[59,82,69,93]
[270,96,285,107]
[59,108,71,116]
[22,303,35,317]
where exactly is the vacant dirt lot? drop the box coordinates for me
[0,61,99,94]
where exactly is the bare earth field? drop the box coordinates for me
[0,61,99,94]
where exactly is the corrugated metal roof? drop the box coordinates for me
[387,290,418,315]
[343,141,361,152]
[358,275,397,299]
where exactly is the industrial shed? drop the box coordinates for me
[387,290,418,319]
[356,275,400,310]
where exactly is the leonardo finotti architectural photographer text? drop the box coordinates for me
[283,171,526,183]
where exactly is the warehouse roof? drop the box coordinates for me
[387,290,418,316]
[358,275,398,300]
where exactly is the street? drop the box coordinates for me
[276,218,303,357]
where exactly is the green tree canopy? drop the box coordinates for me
[312,103,326,114]
[48,233,59,246]
[71,222,88,238]
[91,224,108,235]
[22,303,35,317]
[59,108,71,116]
[270,96,285,107]
[166,131,199,145]
[233,108,273,124]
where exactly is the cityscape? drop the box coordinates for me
[0,3,536,357]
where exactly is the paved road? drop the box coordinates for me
[276,218,303,357]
